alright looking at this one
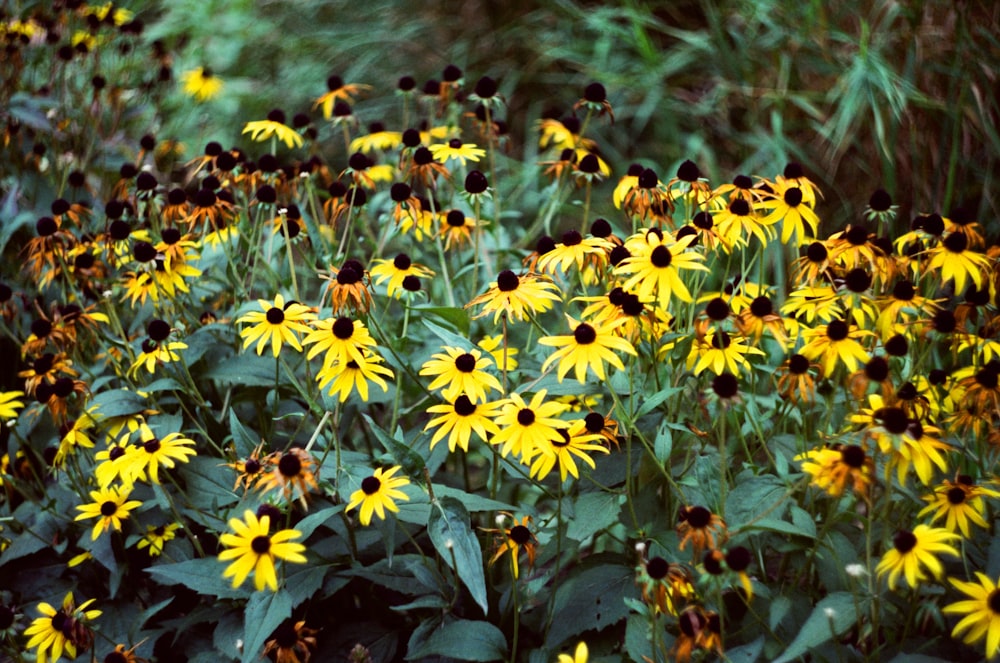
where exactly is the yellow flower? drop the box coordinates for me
[428,139,486,166]
[484,514,538,579]
[943,572,1000,659]
[918,477,999,538]
[466,270,561,324]
[218,510,306,592]
[137,523,181,556]
[420,346,502,403]
[758,177,821,244]
[538,316,637,384]
[180,66,223,102]
[128,338,188,378]
[0,390,25,419]
[795,444,873,497]
[530,420,608,482]
[238,294,316,358]
[369,253,434,298]
[242,110,304,149]
[558,641,589,663]
[875,525,959,590]
[491,390,569,463]
[614,229,708,308]
[685,328,765,376]
[478,334,518,371]
[118,424,197,484]
[74,484,143,540]
[798,319,873,377]
[924,231,991,294]
[316,353,394,402]
[24,592,101,663]
[302,316,378,368]
[345,466,411,526]
[424,395,502,453]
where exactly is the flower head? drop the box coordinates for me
[424,395,502,453]
[420,346,502,403]
[180,66,223,102]
[875,525,959,590]
[24,592,101,663]
[243,110,304,149]
[466,270,561,324]
[74,484,143,540]
[218,510,307,592]
[345,466,410,525]
[539,316,637,384]
[943,572,1000,659]
[238,294,316,357]
[484,514,538,579]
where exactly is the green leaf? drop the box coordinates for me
[635,386,681,418]
[742,518,816,540]
[546,556,640,648]
[653,422,673,463]
[726,475,788,530]
[205,354,278,386]
[0,508,60,567]
[772,592,858,663]
[422,318,472,348]
[177,456,239,512]
[142,378,186,393]
[283,564,327,608]
[427,497,488,615]
[566,491,621,543]
[406,619,506,661]
[431,485,515,512]
[624,613,654,663]
[91,389,149,419]
[146,558,246,599]
[414,307,471,337]
[229,409,260,456]
[242,590,292,663]
[361,414,425,479]
[727,635,765,662]
[293,505,342,540]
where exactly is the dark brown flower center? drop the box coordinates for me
[783,187,803,207]
[584,412,604,433]
[826,320,848,341]
[646,556,669,579]
[649,245,672,268]
[892,530,916,553]
[946,486,967,505]
[516,408,535,426]
[730,199,750,216]
[841,445,866,468]
[864,357,890,382]
[574,324,597,345]
[749,296,772,317]
[943,231,968,253]
[496,270,519,292]
[553,429,571,447]
[806,241,828,262]
[711,373,739,398]
[875,407,908,435]
[454,395,476,416]
[788,354,810,375]
[143,438,161,453]
[684,505,712,528]
[711,331,731,349]
[333,317,354,339]
[278,453,302,477]
[100,500,118,516]
[988,589,1000,614]
[726,546,751,572]
[393,253,411,270]
[361,476,381,495]
[266,307,284,324]
[454,353,476,372]
[251,535,271,554]
[509,524,531,545]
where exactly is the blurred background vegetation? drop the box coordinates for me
[136,0,999,234]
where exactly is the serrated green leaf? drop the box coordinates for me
[772,592,857,663]
[406,619,506,661]
[177,456,239,512]
[427,497,488,615]
[242,590,292,663]
[146,558,246,599]
[546,556,639,649]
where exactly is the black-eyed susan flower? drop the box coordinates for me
[137,523,180,557]
[796,444,873,497]
[530,420,608,481]
[852,395,950,485]
[350,122,402,154]
[615,229,708,308]
[440,209,479,251]
[424,395,502,453]
[535,230,613,276]
[345,466,410,526]
[314,74,370,119]
[226,442,271,491]
[484,514,538,579]
[428,138,485,166]
[101,643,149,663]
[466,270,561,324]
[180,66,223,102]
[243,109,304,150]
[0,391,24,419]
[320,261,373,314]
[420,346,502,404]
[538,316,637,383]
[712,196,773,250]
[263,619,318,663]
[875,525,959,590]
[303,316,378,368]
[119,425,197,485]
[925,231,991,294]
[677,505,727,561]
[635,552,695,615]
[316,353,394,402]
[74,484,143,540]
[370,253,434,299]
[54,414,97,467]
[238,294,316,358]
[685,328,765,376]
[798,319,873,377]
[24,592,100,663]
[491,390,569,463]
[128,337,188,378]
[672,607,724,663]
[218,509,306,592]
[943,572,1000,659]
[918,476,999,538]
[759,178,820,244]
[257,448,318,504]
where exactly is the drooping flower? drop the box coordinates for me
[796,444,873,497]
[466,270,562,323]
[23,592,101,663]
[242,109,304,149]
[180,66,223,102]
[484,514,538,579]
